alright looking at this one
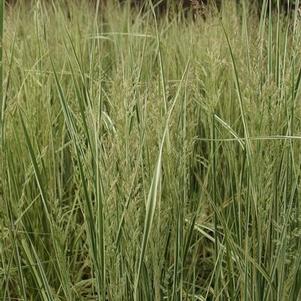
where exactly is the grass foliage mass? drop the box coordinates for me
[1,0,301,300]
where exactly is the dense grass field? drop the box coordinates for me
[1,1,301,300]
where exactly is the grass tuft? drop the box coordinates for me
[1,1,301,300]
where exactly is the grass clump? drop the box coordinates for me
[1,1,301,300]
